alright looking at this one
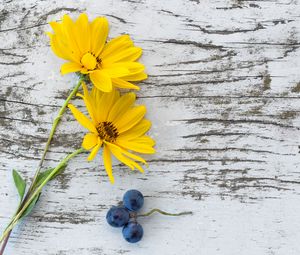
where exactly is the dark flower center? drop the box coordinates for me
[96,121,119,142]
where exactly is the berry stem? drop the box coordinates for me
[137,209,192,217]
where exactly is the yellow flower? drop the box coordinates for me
[47,14,147,92]
[68,82,155,183]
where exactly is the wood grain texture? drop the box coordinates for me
[0,0,300,254]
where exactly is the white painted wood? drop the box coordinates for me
[0,0,300,254]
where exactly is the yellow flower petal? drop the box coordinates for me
[114,105,146,133]
[123,157,144,172]
[102,47,142,64]
[90,86,103,103]
[106,142,133,170]
[96,89,120,121]
[118,119,151,140]
[68,104,97,133]
[101,67,130,78]
[106,142,144,173]
[49,35,71,62]
[89,70,112,92]
[48,22,79,62]
[107,92,136,122]
[123,72,148,81]
[103,145,114,183]
[87,140,102,161]
[74,13,90,54]
[89,86,105,122]
[77,82,97,123]
[82,133,98,150]
[121,149,147,165]
[100,35,133,59]
[112,78,140,90]
[61,15,82,58]
[90,17,109,57]
[133,136,156,146]
[120,47,142,62]
[116,138,155,154]
[49,22,63,38]
[61,62,82,75]
[103,62,145,76]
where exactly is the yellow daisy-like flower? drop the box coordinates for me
[47,14,147,92]
[68,82,155,183]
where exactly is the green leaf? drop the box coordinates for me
[35,169,53,188]
[21,193,41,219]
[18,163,67,220]
[12,169,26,201]
[34,163,67,189]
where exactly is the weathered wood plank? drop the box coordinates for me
[0,0,300,254]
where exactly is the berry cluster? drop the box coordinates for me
[106,190,144,243]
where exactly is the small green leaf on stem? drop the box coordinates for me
[19,164,67,219]
[20,193,41,219]
[12,169,26,201]
[34,163,67,189]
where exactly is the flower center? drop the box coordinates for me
[96,121,119,143]
[81,52,97,70]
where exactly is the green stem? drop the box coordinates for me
[0,232,10,255]
[0,202,22,253]
[138,209,193,217]
[26,76,84,197]
[0,76,84,254]
[0,75,85,255]
[0,148,85,244]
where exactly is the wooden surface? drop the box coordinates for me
[0,0,300,254]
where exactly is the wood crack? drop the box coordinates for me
[177,118,300,129]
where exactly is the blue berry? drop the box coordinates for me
[106,206,129,228]
[123,190,144,211]
[122,222,143,243]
